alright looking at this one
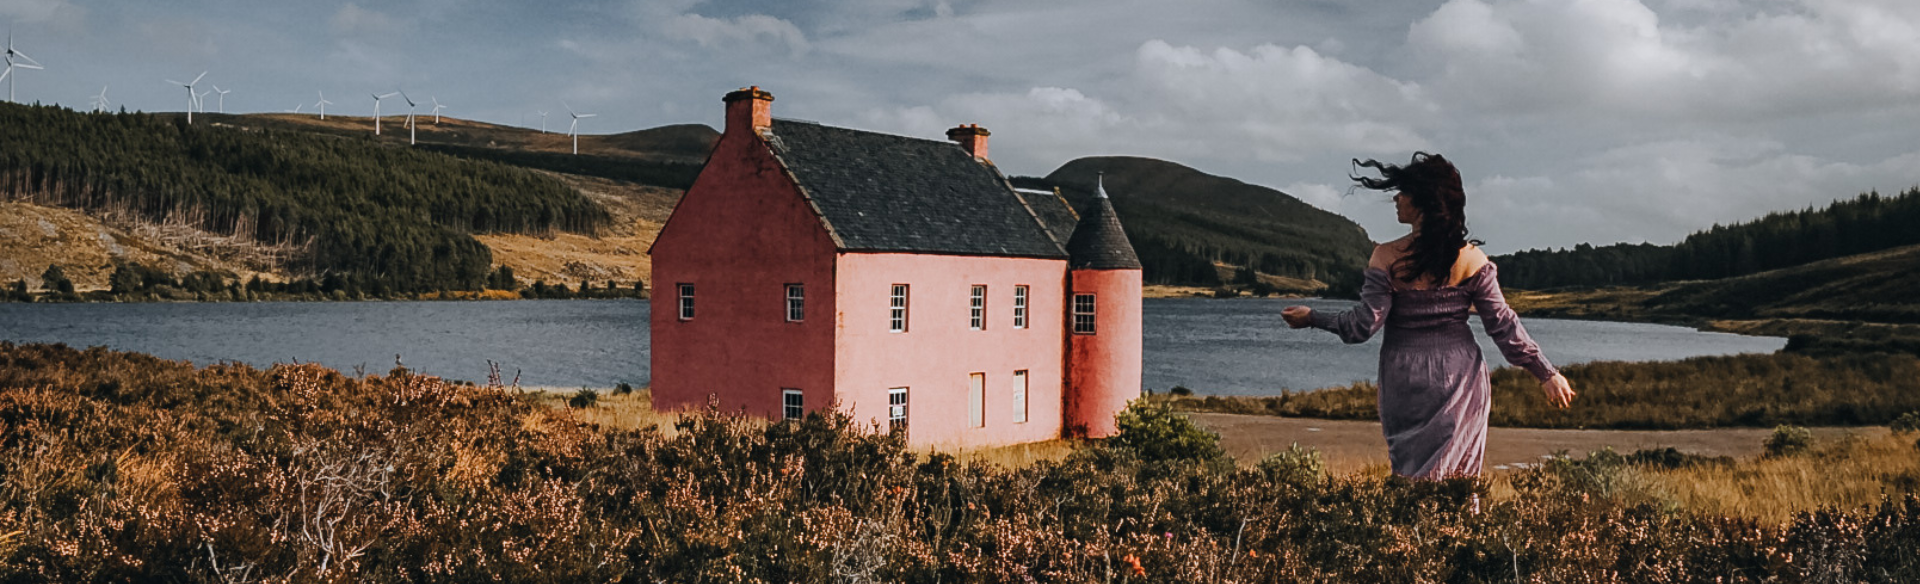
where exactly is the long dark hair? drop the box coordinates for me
[1351,152,1480,285]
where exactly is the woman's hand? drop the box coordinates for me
[1540,373,1575,409]
[1281,306,1313,329]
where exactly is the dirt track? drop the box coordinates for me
[1189,412,1885,474]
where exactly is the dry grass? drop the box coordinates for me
[1646,431,1920,523]
[948,439,1082,467]
[530,388,684,433]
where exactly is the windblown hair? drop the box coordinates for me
[1352,152,1480,285]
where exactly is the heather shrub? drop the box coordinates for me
[1,342,1918,583]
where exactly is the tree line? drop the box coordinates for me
[1495,188,1920,289]
[0,103,609,292]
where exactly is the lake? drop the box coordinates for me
[0,298,1784,395]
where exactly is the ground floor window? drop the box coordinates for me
[1012,370,1028,424]
[888,388,908,434]
[968,372,985,428]
[782,389,803,421]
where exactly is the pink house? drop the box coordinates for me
[649,87,1141,448]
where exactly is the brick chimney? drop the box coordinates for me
[946,124,990,161]
[723,86,774,134]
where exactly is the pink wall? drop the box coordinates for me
[650,125,839,419]
[833,253,1069,448]
[1066,269,1143,438]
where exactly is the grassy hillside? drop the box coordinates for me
[0,103,619,291]
[1017,157,1374,296]
[1496,188,1920,289]
[1509,244,1920,325]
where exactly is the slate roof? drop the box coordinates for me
[1015,187,1080,247]
[763,119,1067,258]
[1065,179,1143,270]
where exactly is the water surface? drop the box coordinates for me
[0,298,1784,395]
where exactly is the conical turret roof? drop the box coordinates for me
[1066,175,1142,270]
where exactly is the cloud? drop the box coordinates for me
[1408,0,1920,122]
[663,13,810,57]
[329,3,403,38]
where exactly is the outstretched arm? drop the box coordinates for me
[1289,268,1392,344]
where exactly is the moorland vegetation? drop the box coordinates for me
[1,342,1916,582]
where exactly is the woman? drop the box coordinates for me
[1282,153,1575,480]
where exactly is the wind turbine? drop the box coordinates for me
[565,103,595,155]
[536,110,548,133]
[429,96,444,124]
[90,85,109,113]
[285,103,303,114]
[400,91,418,145]
[315,91,332,119]
[2,30,43,104]
[164,71,207,124]
[370,91,398,135]
[212,85,231,114]
[194,89,211,113]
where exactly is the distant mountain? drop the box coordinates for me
[1015,156,1373,295]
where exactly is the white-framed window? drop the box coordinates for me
[678,284,695,320]
[969,285,987,330]
[786,284,805,322]
[889,284,909,332]
[1012,370,1028,424]
[1073,293,1096,334]
[967,372,985,428]
[1013,285,1028,329]
[782,389,804,421]
[888,388,908,434]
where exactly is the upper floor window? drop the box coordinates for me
[889,284,909,332]
[969,285,987,330]
[786,284,805,322]
[888,388,909,434]
[1073,293,1096,334]
[678,284,695,320]
[782,389,804,421]
[1012,285,1029,329]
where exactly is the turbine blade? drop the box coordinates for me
[212,84,222,92]
[165,79,185,86]
[12,52,39,67]
[579,113,597,118]
[190,71,206,85]
[0,68,9,83]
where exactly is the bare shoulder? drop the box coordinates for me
[1453,244,1491,283]
[1368,243,1400,270]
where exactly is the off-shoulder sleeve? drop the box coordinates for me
[1467,263,1558,382]
[1309,268,1392,344]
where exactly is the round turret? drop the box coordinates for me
[1065,175,1143,438]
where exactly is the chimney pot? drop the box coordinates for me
[723,86,775,134]
[946,124,991,161]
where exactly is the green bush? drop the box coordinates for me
[1893,411,1920,434]
[1110,399,1223,462]
[568,388,600,409]
[1766,425,1815,456]
[1257,443,1324,488]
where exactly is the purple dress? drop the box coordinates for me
[1309,263,1557,479]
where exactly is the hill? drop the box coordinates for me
[1016,157,1373,295]
[1495,188,1920,289]
[0,103,610,292]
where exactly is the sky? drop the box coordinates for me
[5,0,1919,254]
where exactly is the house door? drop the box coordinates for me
[968,372,985,428]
